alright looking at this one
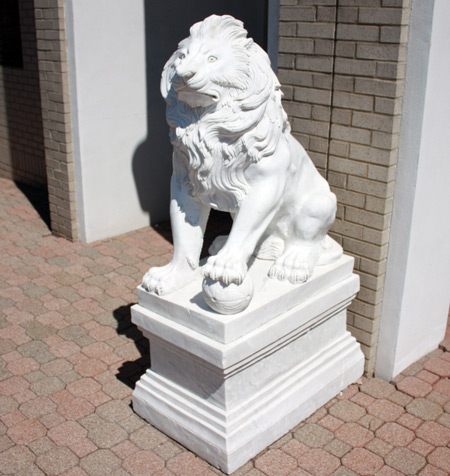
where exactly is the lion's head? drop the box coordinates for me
[161,15,290,211]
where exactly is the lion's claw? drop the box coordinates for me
[268,246,316,284]
[142,262,197,295]
[202,253,247,285]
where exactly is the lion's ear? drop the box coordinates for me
[161,51,178,99]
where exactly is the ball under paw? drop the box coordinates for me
[202,275,254,314]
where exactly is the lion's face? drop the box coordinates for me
[160,15,288,211]
[171,38,249,108]
[161,15,258,109]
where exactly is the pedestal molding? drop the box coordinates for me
[133,330,362,473]
[132,255,363,473]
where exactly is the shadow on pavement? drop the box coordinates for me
[113,304,150,389]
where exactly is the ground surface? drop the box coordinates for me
[1,177,450,476]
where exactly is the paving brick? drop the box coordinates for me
[375,422,414,446]
[67,377,101,398]
[295,423,334,448]
[167,452,211,476]
[28,435,56,456]
[0,375,31,395]
[388,390,412,407]
[0,395,19,416]
[153,440,183,461]
[7,418,47,445]
[376,466,404,476]
[80,449,122,476]
[406,398,443,421]
[56,395,95,420]
[364,437,393,457]
[324,438,351,458]
[30,375,65,397]
[396,412,423,431]
[36,446,79,475]
[417,370,441,385]
[408,437,434,457]
[88,421,128,449]
[433,378,450,397]
[335,422,374,447]
[397,376,433,398]
[60,468,90,476]
[95,400,131,423]
[428,447,450,473]
[385,447,427,475]
[130,425,168,451]
[297,448,340,476]
[329,400,366,422]
[122,449,165,475]
[416,421,450,447]
[47,420,87,446]
[318,415,345,432]
[360,378,395,399]
[342,447,384,475]
[0,445,36,475]
[368,399,404,422]
[419,463,449,476]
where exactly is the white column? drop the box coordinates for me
[375,0,450,380]
[65,0,153,242]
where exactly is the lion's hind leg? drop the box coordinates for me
[268,191,338,284]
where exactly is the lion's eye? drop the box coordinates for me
[179,53,185,60]
[208,56,217,63]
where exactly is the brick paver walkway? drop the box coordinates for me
[1,177,450,476]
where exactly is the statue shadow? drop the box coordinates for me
[113,304,150,389]
[113,210,232,390]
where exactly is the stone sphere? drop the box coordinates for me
[202,275,254,314]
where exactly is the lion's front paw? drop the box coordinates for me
[268,247,317,284]
[202,252,247,286]
[142,262,196,295]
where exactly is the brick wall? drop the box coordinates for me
[0,0,46,186]
[278,0,410,374]
[34,0,78,240]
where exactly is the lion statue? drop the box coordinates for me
[142,14,342,296]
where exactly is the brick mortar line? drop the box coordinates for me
[325,0,339,182]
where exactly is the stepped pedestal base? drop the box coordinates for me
[132,255,364,474]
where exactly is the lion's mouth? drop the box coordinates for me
[177,86,219,108]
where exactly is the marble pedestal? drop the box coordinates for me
[131,255,364,474]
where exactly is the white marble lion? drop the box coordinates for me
[142,14,342,295]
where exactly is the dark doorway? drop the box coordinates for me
[0,0,49,225]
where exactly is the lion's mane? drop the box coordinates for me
[161,15,290,211]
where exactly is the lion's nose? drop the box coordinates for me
[176,66,196,81]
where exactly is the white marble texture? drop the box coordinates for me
[142,15,343,302]
[137,254,355,344]
[133,15,364,473]
[132,256,364,473]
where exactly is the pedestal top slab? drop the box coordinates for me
[137,254,355,344]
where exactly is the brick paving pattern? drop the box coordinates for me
[1,177,450,476]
